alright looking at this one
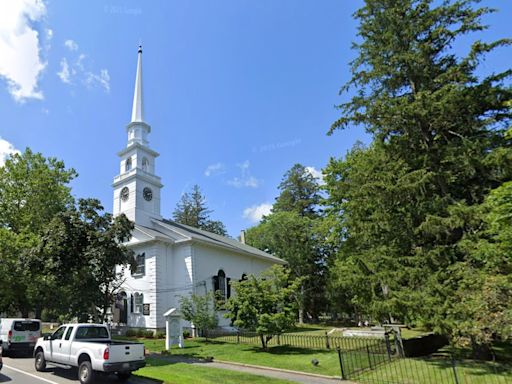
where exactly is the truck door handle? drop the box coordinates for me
[59,343,62,348]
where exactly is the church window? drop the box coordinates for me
[213,270,231,302]
[133,253,145,276]
[125,157,132,172]
[142,157,149,172]
[134,292,144,314]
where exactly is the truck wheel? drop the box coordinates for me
[78,360,95,384]
[117,372,132,381]
[34,351,46,372]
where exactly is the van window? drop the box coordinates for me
[14,321,40,332]
[75,326,109,340]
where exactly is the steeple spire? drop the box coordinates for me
[131,45,144,122]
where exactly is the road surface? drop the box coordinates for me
[0,356,159,384]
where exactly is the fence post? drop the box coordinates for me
[384,333,392,361]
[337,347,346,380]
[325,331,330,350]
[277,334,280,346]
[451,355,460,384]
[366,345,373,369]
[237,331,240,344]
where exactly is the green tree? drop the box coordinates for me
[273,164,321,218]
[225,265,301,349]
[32,198,135,322]
[450,181,512,357]
[172,185,227,236]
[179,292,218,339]
[327,0,511,350]
[0,149,77,317]
[0,148,77,234]
[246,164,329,323]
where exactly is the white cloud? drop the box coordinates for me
[84,69,110,92]
[306,166,326,186]
[0,138,20,167]
[227,160,261,188]
[0,0,47,102]
[57,58,71,83]
[64,39,78,51]
[57,44,110,93]
[243,203,272,223]
[204,162,225,177]
[46,28,53,40]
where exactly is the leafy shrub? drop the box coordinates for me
[155,331,165,339]
[136,329,146,338]
[125,329,138,337]
[183,329,191,338]
[144,330,154,338]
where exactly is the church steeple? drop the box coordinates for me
[126,45,151,147]
[113,45,163,226]
[131,45,144,123]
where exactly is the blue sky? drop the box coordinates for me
[0,0,511,237]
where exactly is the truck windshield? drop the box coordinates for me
[14,321,40,331]
[75,326,109,339]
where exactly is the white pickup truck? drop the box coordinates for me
[33,324,145,384]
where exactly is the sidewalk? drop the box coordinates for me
[148,354,356,384]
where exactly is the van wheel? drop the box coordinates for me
[117,372,131,381]
[34,351,46,372]
[78,360,94,384]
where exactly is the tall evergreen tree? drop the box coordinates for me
[246,164,329,322]
[327,0,511,349]
[172,184,227,236]
[273,164,321,217]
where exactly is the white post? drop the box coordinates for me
[165,318,171,350]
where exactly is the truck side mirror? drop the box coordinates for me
[43,334,51,341]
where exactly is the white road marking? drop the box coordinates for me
[3,364,61,384]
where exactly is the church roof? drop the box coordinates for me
[131,218,285,265]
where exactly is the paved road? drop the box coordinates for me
[0,356,159,384]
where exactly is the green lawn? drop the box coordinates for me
[135,357,294,384]
[117,337,343,376]
[357,356,511,384]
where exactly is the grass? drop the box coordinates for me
[135,357,294,384]
[117,336,343,376]
[357,356,512,384]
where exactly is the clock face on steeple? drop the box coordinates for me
[143,187,153,201]
[121,187,129,202]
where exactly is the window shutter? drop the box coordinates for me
[130,294,134,313]
[226,278,231,298]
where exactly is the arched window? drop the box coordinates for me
[213,270,231,301]
[125,157,132,172]
[142,157,149,172]
[218,270,226,299]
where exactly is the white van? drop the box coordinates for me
[0,318,41,355]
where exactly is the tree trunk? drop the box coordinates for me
[259,334,267,350]
[470,337,492,360]
[298,284,305,324]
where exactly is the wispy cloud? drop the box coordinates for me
[0,138,20,167]
[57,40,110,93]
[243,203,272,223]
[204,162,226,177]
[306,166,326,186]
[0,0,47,102]
[64,39,78,51]
[57,58,71,83]
[227,160,261,188]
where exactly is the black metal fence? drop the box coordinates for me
[205,330,511,384]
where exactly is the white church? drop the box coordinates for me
[111,46,284,332]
